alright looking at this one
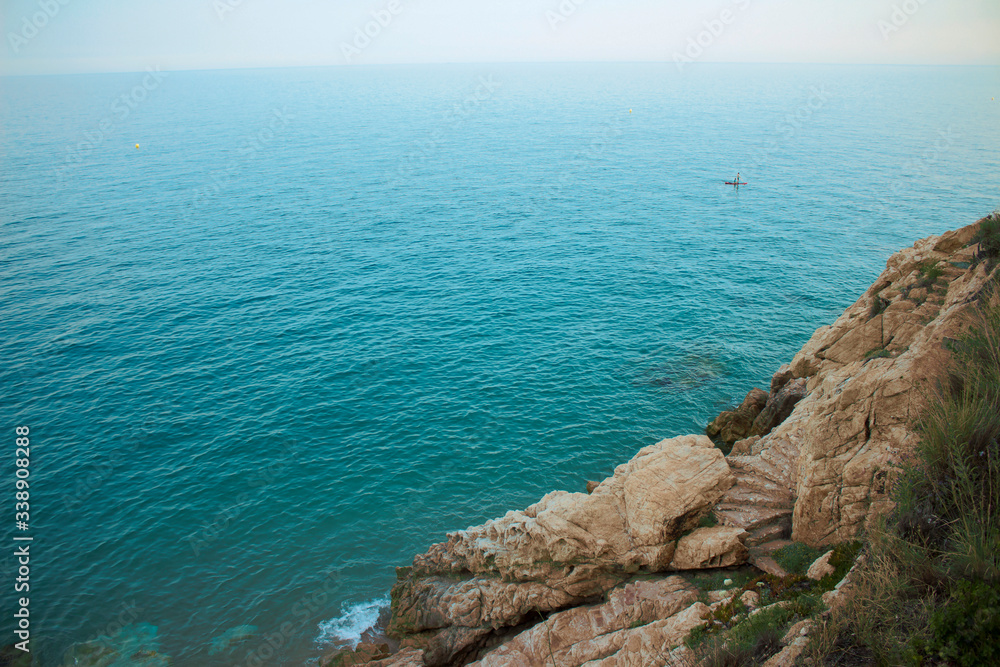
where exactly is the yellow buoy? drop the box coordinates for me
[135,144,140,149]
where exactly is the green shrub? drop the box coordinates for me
[814,541,863,593]
[897,289,1000,577]
[917,260,945,288]
[864,347,891,360]
[869,295,889,319]
[697,605,793,667]
[972,213,1000,263]
[685,568,756,596]
[913,579,1000,666]
[771,542,822,576]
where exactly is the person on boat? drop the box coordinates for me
[735,172,740,185]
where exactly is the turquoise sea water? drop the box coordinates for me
[1,63,998,665]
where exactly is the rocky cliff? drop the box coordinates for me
[323,220,996,667]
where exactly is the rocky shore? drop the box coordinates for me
[323,220,995,667]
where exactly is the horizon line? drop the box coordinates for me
[3,59,998,78]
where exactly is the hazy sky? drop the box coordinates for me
[2,0,999,75]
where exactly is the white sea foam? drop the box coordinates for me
[316,596,390,649]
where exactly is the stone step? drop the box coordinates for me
[750,539,795,557]
[721,483,792,510]
[727,455,790,486]
[727,471,789,497]
[715,505,792,532]
[745,525,791,547]
[766,436,800,461]
[749,554,791,578]
[747,539,797,576]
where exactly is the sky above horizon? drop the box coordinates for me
[1,0,999,75]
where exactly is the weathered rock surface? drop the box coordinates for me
[359,648,425,667]
[706,388,769,443]
[740,590,761,610]
[806,550,836,581]
[769,363,794,395]
[468,576,699,666]
[670,526,748,570]
[387,435,740,664]
[729,435,760,457]
[750,379,807,437]
[573,602,710,666]
[321,643,392,667]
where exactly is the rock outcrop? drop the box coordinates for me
[706,388,769,443]
[386,435,742,664]
[750,378,807,437]
[338,219,997,666]
[737,222,985,546]
[467,577,705,666]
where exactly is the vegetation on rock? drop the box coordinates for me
[971,211,1000,267]
[808,267,1000,665]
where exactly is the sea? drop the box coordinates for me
[1,62,998,666]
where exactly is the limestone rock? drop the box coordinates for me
[670,527,749,570]
[705,589,736,604]
[788,226,983,545]
[729,435,760,457]
[572,602,711,667]
[715,220,996,547]
[770,363,794,395]
[707,388,769,443]
[364,648,425,667]
[586,480,600,494]
[806,550,835,580]
[761,634,809,667]
[749,555,789,579]
[740,590,760,610]
[781,619,811,645]
[820,557,862,612]
[470,576,698,666]
[321,642,390,667]
[750,379,807,437]
[715,436,798,547]
[388,435,735,664]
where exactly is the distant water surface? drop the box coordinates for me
[1,62,998,665]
